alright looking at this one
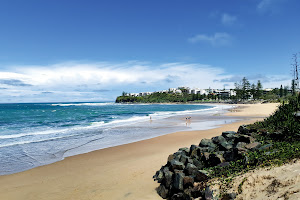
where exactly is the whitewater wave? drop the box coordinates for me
[51,102,115,106]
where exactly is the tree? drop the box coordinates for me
[241,77,250,100]
[292,53,299,92]
[250,83,256,99]
[279,85,283,97]
[291,79,296,95]
[284,86,289,96]
[234,82,242,100]
[255,80,263,99]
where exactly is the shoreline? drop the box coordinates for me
[0,103,279,200]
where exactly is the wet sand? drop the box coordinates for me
[0,103,279,200]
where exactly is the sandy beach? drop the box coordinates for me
[0,103,279,200]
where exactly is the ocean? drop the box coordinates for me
[0,102,235,175]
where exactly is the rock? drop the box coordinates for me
[221,192,237,200]
[212,135,226,144]
[218,162,230,167]
[204,186,219,200]
[171,193,191,200]
[190,147,201,159]
[180,155,189,164]
[154,169,164,183]
[259,144,273,151]
[234,135,254,144]
[170,159,185,170]
[218,141,233,151]
[195,170,210,182]
[179,147,190,155]
[190,144,198,154]
[183,176,194,188]
[222,131,237,136]
[222,131,238,141]
[157,184,169,199]
[183,188,192,197]
[173,172,185,190]
[245,142,262,151]
[191,182,205,198]
[235,142,247,148]
[208,153,225,167]
[163,167,173,187]
[193,159,204,170]
[224,149,243,162]
[201,152,211,165]
[238,125,257,136]
[200,147,215,153]
[168,154,175,162]
[199,139,217,149]
[185,163,198,176]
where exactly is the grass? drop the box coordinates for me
[205,94,300,186]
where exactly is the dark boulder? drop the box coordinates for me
[222,131,237,141]
[218,162,230,167]
[185,163,198,176]
[208,153,225,167]
[171,193,191,200]
[234,135,254,144]
[191,182,205,198]
[204,186,218,200]
[183,176,194,188]
[224,149,243,162]
[154,168,164,183]
[195,170,210,182]
[168,154,175,162]
[199,139,217,149]
[173,172,185,190]
[163,167,173,188]
[245,142,262,151]
[170,159,185,170]
[238,125,257,136]
[218,141,233,151]
[157,184,169,199]
[259,144,273,151]
[180,155,189,165]
[212,135,226,144]
[221,192,237,200]
[235,142,247,149]
[179,147,190,155]
[193,159,204,170]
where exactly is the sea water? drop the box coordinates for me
[0,102,234,175]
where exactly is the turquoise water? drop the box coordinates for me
[0,102,224,175]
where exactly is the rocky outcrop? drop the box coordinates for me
[153,125,264,200]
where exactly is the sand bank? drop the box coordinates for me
[225,159,300,200]
[0,103,279,200]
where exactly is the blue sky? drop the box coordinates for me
[0,0,299,102]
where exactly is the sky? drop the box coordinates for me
[0,0,299,103]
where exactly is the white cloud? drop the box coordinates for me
[0,61,232,102]
[257,0,284,13]
[188,33,232,46]
[0,61,291,103]
[221,13,237,26]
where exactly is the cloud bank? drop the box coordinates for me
[0,61,291,103]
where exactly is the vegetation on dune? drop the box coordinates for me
[153,93,300,199]
[207,94,300,192]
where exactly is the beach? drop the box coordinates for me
[0,103,279,200]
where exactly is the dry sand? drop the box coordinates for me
[0,103,279,200]
[226,160,300,200]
